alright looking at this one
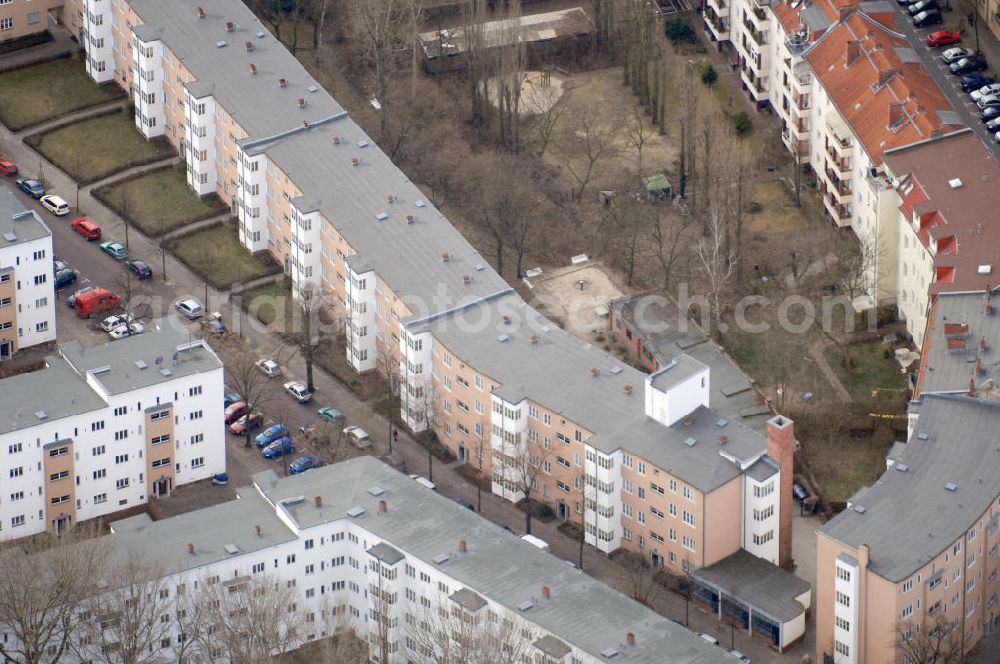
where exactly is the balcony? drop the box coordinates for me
[785,31,811,55]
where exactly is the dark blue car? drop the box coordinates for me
[261,437,295,459]
[288,454,324,474]
[128,260,152,279]
[981,106,1000,123]
[962,74,995,93]
[255,423,289,448]
[224,392,242,408]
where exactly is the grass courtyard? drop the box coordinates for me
[27,111,173,184]
[94,166,225,236]
[0,57,125,131]
[166,222,279,290]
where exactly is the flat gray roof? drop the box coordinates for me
[449,587,488,612]
[0,355,106,437]
[917,291,999,396]
[819,394,1000,582]
[691,549,811,623]
[253,457,738,663]
[61,318,222,395]
[412,293,765,492]
[367,541,405,566]
[745,456,779,482]
[649,354,706,391]
[0,184,50,247]
[129,0,344,139]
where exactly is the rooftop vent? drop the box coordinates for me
[134,360,148,369]
[346,506,366,518]
[278,78,287,87]
[716,418,728,427]
[853,505,867,514]
[979,265,993,275]
[948,178,963,189]
[433,553,450,565]
[497,334,510,343]
[244,41,254,51]
[368,486,385,497]
[517,600,534,611]
[248,63,257,74]
[159,368,173,377]
[307,85,318,93]
[223,543,240,555]
[215,40,227,48]
[895,463,910,472]
[414,200,426,208]
[225,21,235,31]
[375,212,388,221]
[474,263,485,271]
[35,411,47,420]
[2,232,16,242]
[357,140,369,148]
[945,482,958,492]
[916,432,929,441]
[196,6,206,18]
[92,366,111,375]
[601,647,620,658]
[684,437,697,447]
[256,31,266,38]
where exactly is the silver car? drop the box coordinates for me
[174,298,203,319]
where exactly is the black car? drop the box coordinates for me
[908,0,938,15]
[913,9,942,27]
[962,74,996,93]
[127,259,152,279]
[951,57,988,75]
[53,268,77,289]
[981,105,1000,123]
[15,178,44,198]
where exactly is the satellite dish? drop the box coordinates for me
[154,356,163,367]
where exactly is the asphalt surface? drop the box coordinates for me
[890,3,1000,155]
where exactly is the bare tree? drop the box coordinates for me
[503,435,554,535]
[308,600,368,663]
[625,107,654,182]
[651,207,691,291]
[305,418,350,464]
[220,336,272,448]
[0,526,109,664]
[559,110,619,202]
[190,240,218,309]
[526,80,567,157]
[894,615,964,664]
[490,0,526,152]
[406,599,536,664]
[73,551,172,664]
[295,282,326,393]
[477,155,540,278]
[376,347,402,453]
[696,209,736,340]
[618,550,659,607]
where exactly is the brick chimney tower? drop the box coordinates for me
[767,414,795,569]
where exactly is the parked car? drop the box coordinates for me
[255,424,289,448]
[100,240,128,260]
[284,380,313,403]
[987,117,1000,131]
[74,288,120,319]
[54,268,77,289]
[16,178,44,198]
[288,454,324,474]
[994,130,1000,144]
[40,194,70,216]
[71,218,101,241]
[971,83,1000,101]
[203,312,226,334]
[66,286,95,308]
[255,358,281,377]
[912,9,943,27]
[793,482,811,504]
[409,474,437,491]
[908,0,939,15]
[926,30,961,47]
[108,321,145,340]
[211,473,229,485]
[343,425,371,448]
[174,298,203,319]
[100,313,135,332]
[896,0,920,5]
[223,401,247,425]
[230,413,264,435]
[223,392,242,408]
[262,437,295,459]
[941,46,974,64]
[53,259,67,273]
[698,633,720,647]
[729,650,751,664]
[951,57,988,75]
[0,159,17,176]
[962,74,995,92]
[977,94,1000,109]
[981,105,1000,122]
[127,259,152,279]
[317,406,343,423]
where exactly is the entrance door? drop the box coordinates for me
[651,551,662,568]
[557,500,567,520]
[52,515,71,536]
[154,478,172,498]
[458,445,467,463]
[0,340,11,360]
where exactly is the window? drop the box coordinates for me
[752,530,774,546]
[754,505,774,521]
[9,467,23,478]
[151,434,170,445]
[151,458,171,469]
[682,486,693,500]
[93,469,106,480]
[834,641,849,657]
[92,445,106,456]
[902,605,913,619]
[115,454,129,464]
[49,470,69,482]
[11,515,24,527]
[836,616,851,631]
[189,410,203,421]
[754,481,775,498]
[189,385,202,396]
[682,510,696,527]
[9,491,23,501]
[1,18,13,31]
[94,493,107,504]
[650,482,665,495]
[48,446,69,458]
[836,591,851,607]
[192,457,205,468]
[116,478,130,490]
[837,567,852,582]
[7,442,21,454]
[33,274,46,285]
[150,410,169,421]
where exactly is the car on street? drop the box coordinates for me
[230,413,264,435]
[40,194,70,216]
[793,482,811,504]
[981,105,1000,122]
[255,423,289,448]
[16,178,44,198]
[262,437,295,459]
[99,240,128,260]
[127,260,152,279]
[977,94,1000,110]
[74,288,120,318]
[288,454,324,474]
[962,74,995,92]
[988,117,1000,131]
[409,474,437,491]
[223,392,242,408]
[950,57,988,75]
[729,651,751,664]
[284,380,312,403]
[941,46,975,64]
[0,159,17,176]
[54,268,77,289]
[66,286,95,308]
[317,406,344,423]
[908,0,938,15]
[912,9,942,27]
[71,218,101,241]
[255,358,281,377]
[343,425,371,448]
[994,130,1000,144]
[698,633,720,647]
[108,321,145,340]
[926,30,961,47]
[100,313,135,332]
[174,298,203,319]
[972,83,1000,101]
[203,312,226,334]
[224,401,247,424]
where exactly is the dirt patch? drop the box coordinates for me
[529,261,624,337]
[485,70,567,116]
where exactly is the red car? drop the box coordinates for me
[229,413,264,435]
[927,30,961,47]
[223,401,246,424]
[0,159,16,176]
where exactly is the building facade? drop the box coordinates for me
[0,185,56,359]
[0,321,226,540]
[0,0,63,42]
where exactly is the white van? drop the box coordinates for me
[408,474,436,491]
[520,534,550,552]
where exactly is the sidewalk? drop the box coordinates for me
[0,27,75,73]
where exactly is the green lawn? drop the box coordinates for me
[167,223,279,290]
[94,166,225,236]
[0,58,125,130]
[239,283,291,326]
[825,341,908,403]
[28,112,173,184]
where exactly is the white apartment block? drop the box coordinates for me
[0,184,56,359]
[0,320,225,540]
[8,457,737,664]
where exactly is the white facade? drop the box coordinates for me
[644,360,710,427]
[833,555,860,664]
[583,446,622,553]
[132,32,165,139]
[742,471,780,564]
[896,213,934,347]
[345,263,377,374]
[184,91,218,196]
[236,149,268,253]
[2,228,56,351]
[82,0,115,83]
[399,328,432,431]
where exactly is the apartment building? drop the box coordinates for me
[815,394,1000,663]
[0,320,225,540]
[0,0,63,42]
[0,184,56,359]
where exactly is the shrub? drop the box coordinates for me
[536,502,555,519]
[701,63,718,86]
[664,18,697,44]
[729,110,752,135]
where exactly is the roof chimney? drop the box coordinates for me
[254,524,261,537]
[623,384,633,394]
[351,157,360,166]
[970,378,976,395]
[386,194,395,203]
[187,543,195,554]
[627,632,635,646]
[529,334,539,343]
[683,415,693,426]
[846,39,861,65]
[196,7,206,18]
[441,252,450,262]
[462,275,472,284]
[458,539,467,553]
[225,21,235,32]
[406,214,415,224]
[314,496,322,507]
[278,78,287,87]
[976,357,984,376]
[245,41,254,52]
[502,315,512,324]
[297,98,306,108]
[987,294,993,316]
[590,367,599,377]
[981,336,989,352]
[303,120,310,129]
[541,585,551,599]
[719,434,728,444]
[378,499,387,513]
[877,68,896,87]
[248,63,257,75]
